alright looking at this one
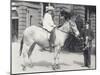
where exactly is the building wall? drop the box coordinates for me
[14,1,41,39]
[17,5,27,39]
[90,12,96,53]
[73,5,85,24]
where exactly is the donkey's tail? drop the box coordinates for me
[28,42,36,58]
[19,36,24,56]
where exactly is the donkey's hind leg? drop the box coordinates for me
[21,38,35,71]
[20,44,29,71]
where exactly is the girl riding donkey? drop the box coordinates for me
[42,5,56,52]
[19,7,80,70]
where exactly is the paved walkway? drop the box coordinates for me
[12,42,96,74]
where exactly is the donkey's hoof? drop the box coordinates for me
[52,64,60,70]
[56,64,60,69]
[22,67,26,71]
[21,64,26,71]
[52,65,56,70]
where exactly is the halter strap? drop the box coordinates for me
[57,29,69,34]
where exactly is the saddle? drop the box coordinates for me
[42,27,56,42]
[39,26,56,47]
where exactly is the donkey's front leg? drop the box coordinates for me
[52,46,61,70]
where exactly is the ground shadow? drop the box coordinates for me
[73,60,83,66]
[31,61,52,68]
[27,61,70,68]
[60,63,70,66]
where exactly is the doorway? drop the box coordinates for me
[11,10,18,42]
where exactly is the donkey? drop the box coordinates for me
[19,19,80,70]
